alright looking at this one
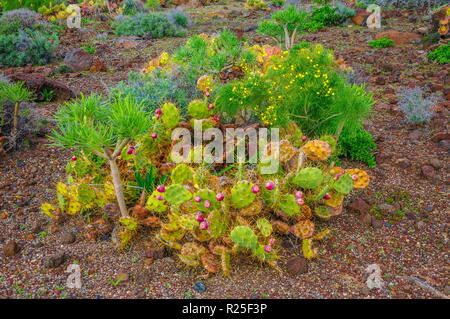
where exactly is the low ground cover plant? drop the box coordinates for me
[113,11,190,38]
[427,44,450,64]
[0,8,58,66]
[398,87,442,124]
[368,36,395,49]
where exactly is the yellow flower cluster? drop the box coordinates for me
[142,52,172,75]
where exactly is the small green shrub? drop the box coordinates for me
[368,36,395,49]
[311,4,354,26]
[427,44,450,64]
[0,0,66,11]
[113,12,189,38]
[215,44,376,166]
[173,30,256,75]
[337,124,376,167]
[0,10,58,66]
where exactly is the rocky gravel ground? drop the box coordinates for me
[0,3,449,299]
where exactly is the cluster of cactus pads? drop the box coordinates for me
[41,78,370,276]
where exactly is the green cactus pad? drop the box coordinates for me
[187,99,212,119]
[161,103,181,129]
[230,226,258,250]
[189,118,216,132]
[279,194,300,216]
[193,189,218,212]
[208,210,230,238]
[146,190,168,213]
[314,206,331,220]
[292,167,324,189]
[231,181,256,209]
[319,135,337,152]
[171,164,194,185]
[332,174,353,194]
[256,218,273,237]
[165,184,193,206]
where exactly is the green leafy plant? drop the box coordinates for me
[427,44,450,64]
[113,12,188,38]
[368,36,395,49]
[51,94,152,217]
[0,10,58,66]
[257,6,312,50]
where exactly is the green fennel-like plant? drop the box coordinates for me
[257,6,311,50]
[51,93,152,217]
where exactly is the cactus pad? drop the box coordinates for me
[230,181,256,209]
[345,169,370,189]
[301,140,332,161]
[230,226,258,249]
[332,173,353,194]
[165,184,193,205]
[292,167,324,189]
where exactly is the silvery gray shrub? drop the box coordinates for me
[398,87,442,124]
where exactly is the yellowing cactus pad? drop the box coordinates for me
[346,169,370,189]
[301,140,332,161]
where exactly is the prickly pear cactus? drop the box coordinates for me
[314,206,331,220]
[290,220,315,239]
[161,102,181,129]
[279,194,300,216]
[256,218,272,237]
[208,209,230,238]
[187,99,212,119]
[178,242,206,267]
[231,181,256,209]
[301,140,332,161]
[332,174,353,194]
[292,167,324,189]
[240,198,263,216]
[146,190,168,213]
[345,169,370,189]
[171,164,194,185]
[165,184,193,205]
[230,226,258,249]
[302,238,317,260]
[193,189,218,212]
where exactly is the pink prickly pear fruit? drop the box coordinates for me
[216,193,224,201]
[323,194,331,200]
[157,195,164,201]
[294,191,304,199]
[296,198,305,206]
[156,185,166,193]
[194,196,202,202]
[352,175,358,181]
[155,108,162,115]
[208,104,215,110]
[196,214,205,222]
[203,200,211,209]
[71,156,77,161]
[205,92,211,97]
[265,181,275,190]
[251,185,261,194]
[213,116,220,122]
[302,136,308,142]
[335,173,342,179]
[151,133,158,139]
[199,221,209,230]
[264,245,272,253]
[269,238,276,245]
